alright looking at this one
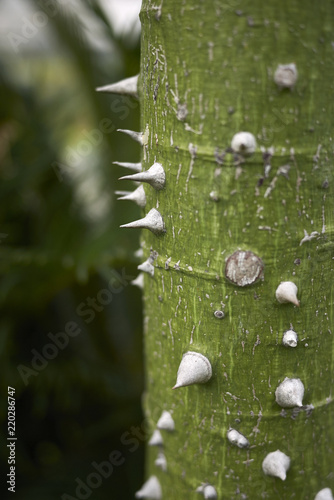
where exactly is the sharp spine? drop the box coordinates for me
[117,129,143,144]
[148,429,163,447]
[116,185,146,208]
[113,161,142,172]
[134,248,144,259]
[138,258,155,277]
[119,162,165,190]
[131,273,144,289]
[135,476,162,499]
[154,452,167,472]
[96,75,139,98]
[120,208,165,235]
[157,411,175,431]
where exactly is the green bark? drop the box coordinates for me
[136,0,334,498]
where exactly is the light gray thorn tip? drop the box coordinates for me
[120,208,165,235]
[113,161,142,172]
[116,185,146,208]
[117,128,143,144]
[138,258,155,277]
[119,162,165,190]
[131,273,144,290]
[96,75,139,97]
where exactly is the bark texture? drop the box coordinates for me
[137,1,334,497]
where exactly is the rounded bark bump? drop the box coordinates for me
[196,483,218,499]
[282,329,298,348]
[314,488,334,500]
[275,281,300,306]
[274,63,298,89]
[225,250,264,287]
[275,377,304,408]
[227,428,250,449]
[231,131,256,156]
[262,450,291,481]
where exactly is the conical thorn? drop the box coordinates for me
[113,161,142,172]
[138,258,154,277]
[117,129,143,145]
[119,163,165,190]
[135,476,162,499]
[172,351,212,389]
[120,208,165,235]
[96,75,139,98]
[131,273,144,289]
[116,185,146,208]
[148,429,163,447]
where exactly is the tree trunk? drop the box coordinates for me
[133,0,334,498]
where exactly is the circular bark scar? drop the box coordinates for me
[225,250,264,287]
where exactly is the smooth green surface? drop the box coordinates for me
[139,0,334,498]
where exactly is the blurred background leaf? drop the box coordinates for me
[0,1,145,498]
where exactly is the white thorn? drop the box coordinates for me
[231,131,256,156]
[196,484,218,499]
[135,476,162,499]
[315,488,334,500]
[282,329,298,348]
[275,377,304,408]
[134,248,144,259]
[262,450,290,481]
[119,163,165,190]
[275,281,300,306]
[138,258,154,277]
[115,190,130,196]
[120,208,165,235]
[274,63,298,89]
[116,185,146,208]
[157,411,175,431]
[227,428,249,448]
[154,452,167,472]
[113,161,142,172]
[131,273,144,290]
[148,429,163,447]
[173,351,212,389]
[117,128,143,145]
[96,75,139,97]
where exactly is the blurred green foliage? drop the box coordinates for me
[0,1,145,498]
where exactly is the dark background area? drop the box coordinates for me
[0,1,145,498]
